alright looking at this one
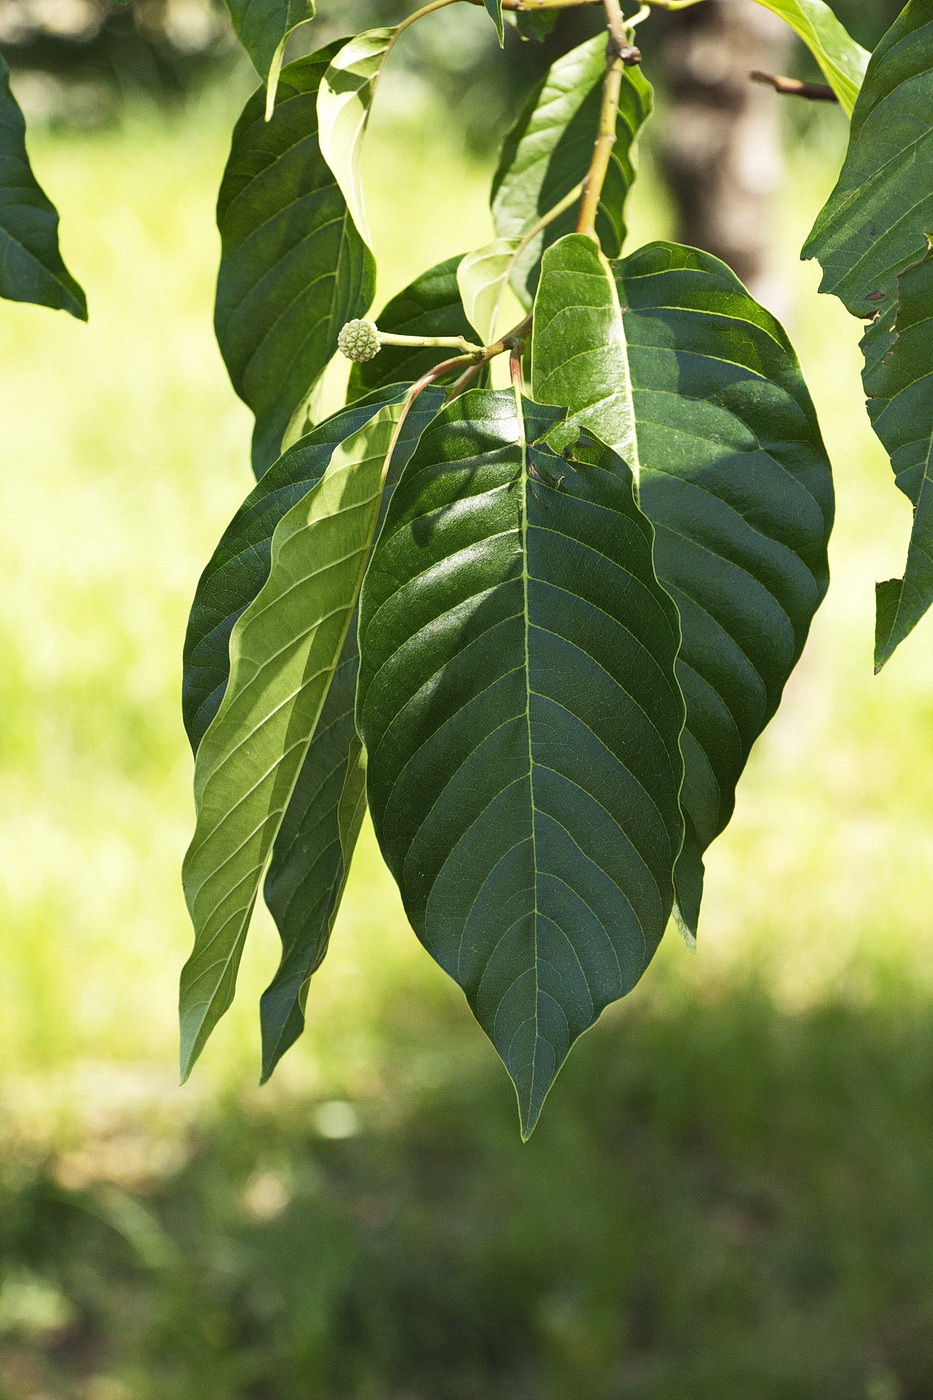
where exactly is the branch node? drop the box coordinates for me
[607,35,641,64]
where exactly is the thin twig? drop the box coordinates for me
[392,0,462,47]
[491,0,602,10]
[576,0,642,238]
[751,70,838,102]
[382,353,478,482]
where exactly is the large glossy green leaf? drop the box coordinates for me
[222,0,314,115]
[867,247,933,670]
[357,391,686,1136]
[803,1,933,317]
[0,56,86,318]
[750,0,869,113]
[317,28,394,249]
[533,234,834,939]
[181,394,433,1078]
[183,384,443,1076]
[491,34,652,305]
[347,255,480,400]
[215,48,375,478]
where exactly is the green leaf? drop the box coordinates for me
[867,247,933,669]
[356,391,686,1136]
[182,385,443,1077]
[215,48,375,478]
[457,236,522,343]
[259,645,367,1077]
[317,28,394,250]
[259,390,443,1075]
[347,255,482,400]
[180,391,441,1078]
[749,0,869,113]
[531,234,638,464]
[512,9,558,42]
[183,386,421,750]
[803,1,933,664]
[222,0,315,115]
[0,56,86,318]
[491,34,652,305]
[484,0,504,45]
[802,1,933,317]
[533,234,834,939]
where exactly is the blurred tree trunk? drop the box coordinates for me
[658,0,790,304]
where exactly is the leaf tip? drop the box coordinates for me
[673,903,697,952]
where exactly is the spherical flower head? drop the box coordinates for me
[337,318,381,363]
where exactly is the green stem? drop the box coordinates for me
[379,331,484,355]
[577,59,624,239]
[577,0,643,240]
[382,352,478,485]
[517,181,585,258]
[392,0,463,49]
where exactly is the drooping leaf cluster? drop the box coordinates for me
[0,0,928,1134]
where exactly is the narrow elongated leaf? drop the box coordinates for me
[0,56,86,318]
[183,386,422,750]
[483,0,504,45]
[803,1,933,317]
[867,247,933,669]
[347,255,480,399]
[492,35,652,304]
[317,28,393,249]
[357,391,685,1136]
[258,643,367,1076]
[457,237,522,343]
[222,0,314,115]
[533,235,834,938]
[215,49,375,477]
[750,0,868,113]
[182,384,443,1077]
[181,395,430,1077]
[259,391,443,1075]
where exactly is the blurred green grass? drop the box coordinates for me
[1,80,933,1400]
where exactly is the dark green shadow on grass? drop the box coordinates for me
[3,984,933,1400]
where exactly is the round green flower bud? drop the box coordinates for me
[337,318,381,363]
